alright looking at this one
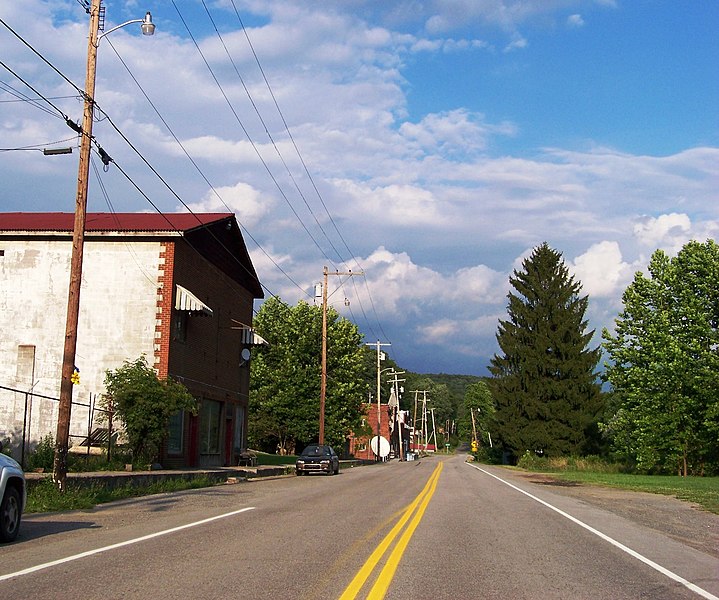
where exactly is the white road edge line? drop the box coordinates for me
[0,506,256,583]
[465,462,718,600]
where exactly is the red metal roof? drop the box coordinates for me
[0,212,233,233]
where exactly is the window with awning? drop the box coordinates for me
[175,284,213,316]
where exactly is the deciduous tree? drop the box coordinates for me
[459,381,495,447]
[602,240,719,475]
[249,297,366,452]
[102,356,197,463]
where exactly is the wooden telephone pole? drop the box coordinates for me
[319,266,362,444]
[54,0,101,491]
[366,339,391,460]
[53,1,155,490]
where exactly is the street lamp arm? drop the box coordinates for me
[97,12,154,44]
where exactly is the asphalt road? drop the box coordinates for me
[1,455,717,599]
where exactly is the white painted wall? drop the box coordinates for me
[0,238,162,450]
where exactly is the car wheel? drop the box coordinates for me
[296,469,302,476]
[0,487,21,543]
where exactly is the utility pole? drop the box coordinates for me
[53,0,101,491]
[365,339,390,460]
[53,1,155,491]
[386,370,405,460]
[319,266,362,444]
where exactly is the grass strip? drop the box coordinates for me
[552,471,719,514]
[26,476,217,513]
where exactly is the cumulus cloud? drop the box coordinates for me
[399,109,517,156]
[331,180,447,227]
[633,213,692,253]
[181,182,272,227]
[1,0,714,375]
[571,241,632,298]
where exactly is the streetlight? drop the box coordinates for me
[53,0,155,491]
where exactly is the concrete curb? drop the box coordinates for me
[24,465,290,491]
[25,460,368,491]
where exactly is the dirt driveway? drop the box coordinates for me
[514,472,718,558]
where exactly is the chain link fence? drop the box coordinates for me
[0,384,117,469]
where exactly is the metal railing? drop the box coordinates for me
[0,384,117,469]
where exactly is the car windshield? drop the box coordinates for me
[301,445,330,457]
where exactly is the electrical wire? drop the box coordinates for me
[171,0,336,267]
[201,0,345,266]
[0,16,299,308]
[103,37,309,300]
[2,7,390,346]
[227,0,388,342]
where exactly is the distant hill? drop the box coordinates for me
[421,373,486,400]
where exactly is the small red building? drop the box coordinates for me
[349,402,413,461]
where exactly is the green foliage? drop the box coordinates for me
[602,240,719,475]
[458,381,495,444]
[1,437,12,457]
[249,297,366,452]
[26,475,216,513]
[101,356,198,463]
[516,451,620,473]
[27,433,55,471]
[489,243,603,461]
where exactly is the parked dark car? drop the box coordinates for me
[295,445,339,476]
[0,442,26,543]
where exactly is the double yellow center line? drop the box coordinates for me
[339,462,444,600]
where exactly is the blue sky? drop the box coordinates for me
[1,1,717,375]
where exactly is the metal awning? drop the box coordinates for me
[240,328,269,346]
[175,284,213,316]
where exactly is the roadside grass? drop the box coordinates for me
[553,471,719,514]
[26,475,217,513]
[253,451,297,466]
[511,453,719,514]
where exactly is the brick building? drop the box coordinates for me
[349,401,413,461]
[0,212,263,467]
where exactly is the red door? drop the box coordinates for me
[224,417,234,466]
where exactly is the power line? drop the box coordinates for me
[227,1,389,342]
[172,0,336,267]
[102,37,310,300]
[201,0,345,266]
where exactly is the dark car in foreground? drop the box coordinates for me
[0,444,26,543]
[295,445,340,476]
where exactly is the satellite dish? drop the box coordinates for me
[370,435,390,458]
[240,348,251,362]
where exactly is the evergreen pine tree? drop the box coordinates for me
[488,243,602,460]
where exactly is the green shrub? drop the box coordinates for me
[517,450,549,471]
[27,434,55,471]
[0,438,11,457]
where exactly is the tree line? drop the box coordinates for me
[247,239,719,476]
[101,240,719,476]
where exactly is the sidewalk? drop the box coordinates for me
[24,459,366,491]
[24,464,291,491]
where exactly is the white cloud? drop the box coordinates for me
[399,109,517,156]
[633,213,692,252]
[332,180,447,227]
[181,182,272,227]
[1,0,714,375]
[571,241,632,298]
